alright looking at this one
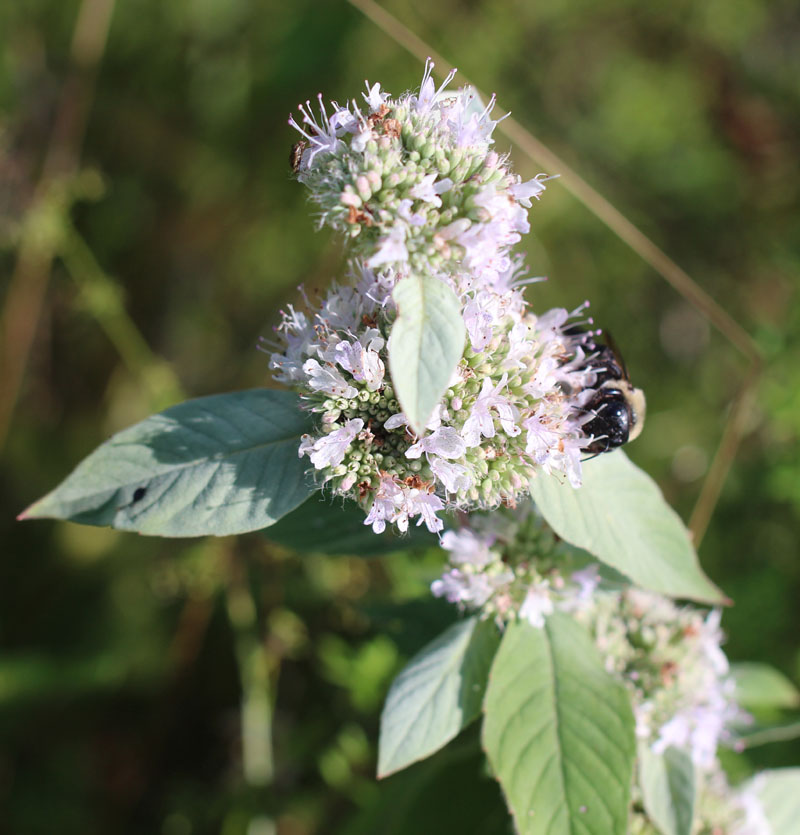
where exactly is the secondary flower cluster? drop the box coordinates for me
[290,59,548,287]
[630,766,770,834]
[434,505,766,833]
[270,262,597,534]
[571,588,743,770]
[431,501,581,624]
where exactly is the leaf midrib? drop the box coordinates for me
[32,427,308,511]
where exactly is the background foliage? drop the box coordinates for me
[1,0,798,832]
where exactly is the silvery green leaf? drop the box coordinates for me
[378,616,499,778]
[731,662,800,711]
[638,744,695,835]
[389,274,465,434]
[482,613,636,834]
[529,450,724,604]
[21,389,315,536]
[747,768,800,834]
[265,493,437,555]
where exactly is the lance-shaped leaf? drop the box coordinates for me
[748,768,800,834]
[529,450,724,604]
[638,744,695,835]
[378,616,500,778]
[265,493,437,556]
[388,274,465,434]
[483,613,636,835]
[21,389,315,537]
[731,662,800,711]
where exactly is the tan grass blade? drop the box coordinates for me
[0,0,117,449]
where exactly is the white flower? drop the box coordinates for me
[406,426,466,460]
[302,358,358,399]
[362,81,389,112]
[364,473,407,534]
[453,91,501,147]
[288,95,347,170]
[327,337,385,391]
[413,58,457,115]
[441,528,493,567]
[733,777,772,835]
[367,223,409,268]
[462,374,520,447]
[406,489,445,533]
[430,458,473,494]
[571,565,601,600]
[302,419,363,470]
[431,569,494,607]
[701,609,731,677]
[462,298,495,352]
[384,413,408,431]
[519,583,555,628]
[509,175,547,207]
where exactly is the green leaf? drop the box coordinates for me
[378,617,500,778]
[265,493,437,555]
[731,662,800,711]
[638,744,695,835]
[750,768,800,834]
[21,389,315,536]
[482,613,636,835]
[388,274,465,434]
[529,450,724,604]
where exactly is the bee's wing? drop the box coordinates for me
[602,330,630,381]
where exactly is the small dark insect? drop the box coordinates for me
[133,487,147,503]
[566,328,646,455]
[289,140,307,173]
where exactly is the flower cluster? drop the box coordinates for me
[270,262,599,534]
[435,505,743,767]
[630,766,770,834]
[570,587,743,769]
[290,59,548,287]
[431,502,580,624]
[274,62,626,534]
[434,505,766,831]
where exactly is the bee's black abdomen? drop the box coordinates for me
[561,326,645,455]
[581,388,632,454]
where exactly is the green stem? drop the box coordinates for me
[58,218,184,409]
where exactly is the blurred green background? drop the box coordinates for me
[1,0,798,832]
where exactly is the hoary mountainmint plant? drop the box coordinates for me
[21,61,800,834]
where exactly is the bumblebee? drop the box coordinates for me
[567,329,646,455]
